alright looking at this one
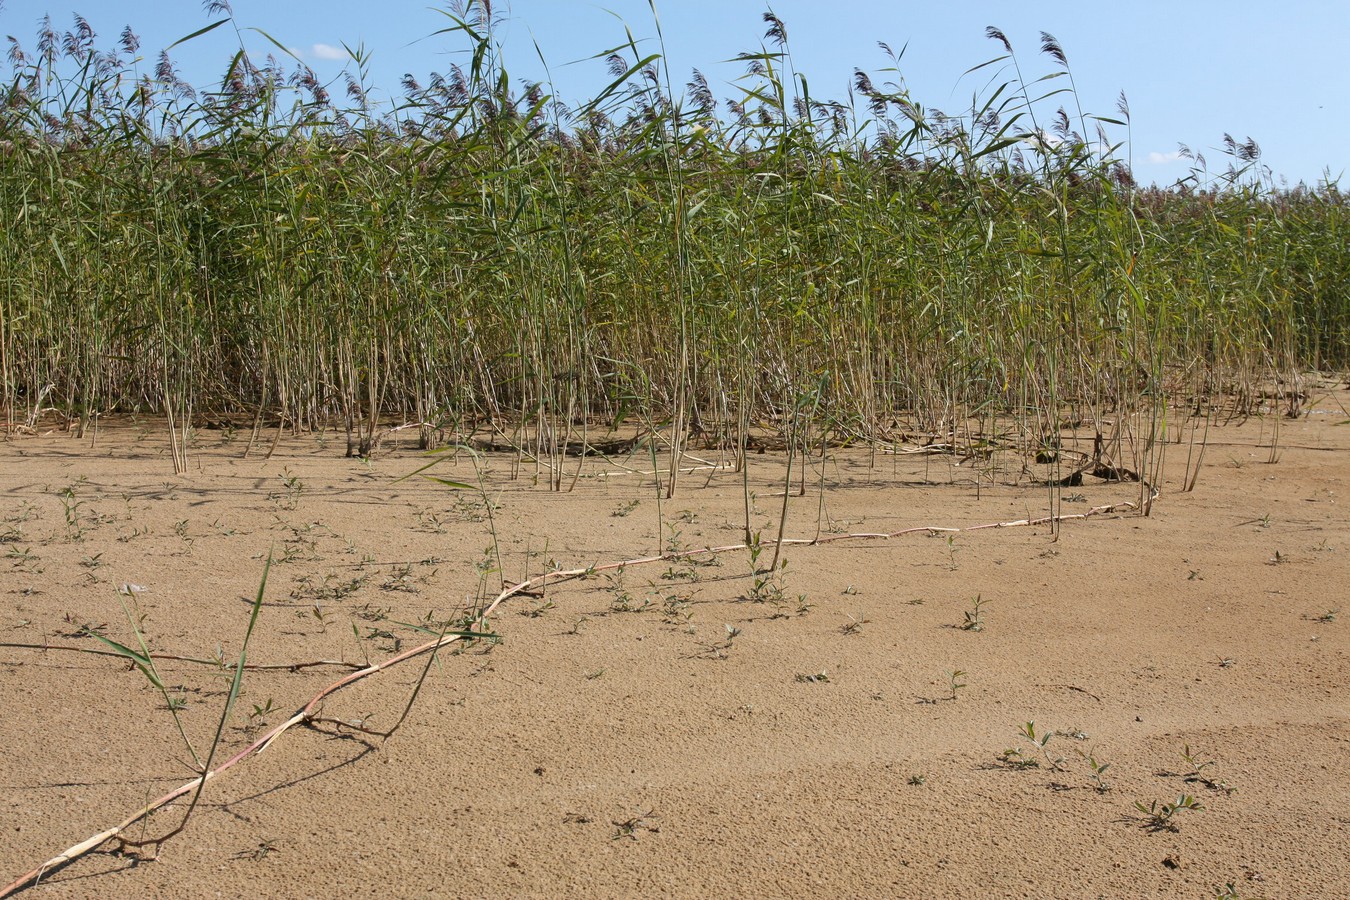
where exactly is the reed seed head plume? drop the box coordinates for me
[686,69,715,115]
[985,26,1012,53]
[823,100,846,133]
[6,36,26,68]
[448,65,469,105]
[1053,107,1071,140]
[155,50,176,83]
[1039,31,1067,66]
[344,74,367,106]
[62,14,95,62]
[37,15,57,68]
[585,109,609,132]
[118,25,141,57]
[453,0,499,30]
[763,12,788,48]
[297,66,328,105]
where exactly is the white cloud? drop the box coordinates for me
[310,43,346,61]
[1146,150,1184,165]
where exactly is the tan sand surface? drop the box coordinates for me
[1,393,1347,899]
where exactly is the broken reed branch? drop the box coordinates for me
[0,481,1154,897]
[0,610,508,895]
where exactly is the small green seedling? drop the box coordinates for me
[664,521,684,554]
[522,599,556,618]
[690,624,740,660]
[1179,743,1213,779]
[999,747,1036,768]
[1178,743,1237,795]
[58,482,88,540]
[1133,794,1203,832]
[1002,721,1065,771]
[945,669,967,700]
[611,810,659,841]
[274,468,304,509]
[249,698,277,722]
[918,669,966,705]
[960,594,989,631]
[234,839,280,862]
[610,592,651,614]
[839,613,868,635]
[1077,747,1112,792]
[414,508,448,534]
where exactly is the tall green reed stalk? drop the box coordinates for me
[1,4,1343,482]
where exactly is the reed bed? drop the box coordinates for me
[1,3,1345,465]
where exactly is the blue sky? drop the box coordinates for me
[2,1,1345,188]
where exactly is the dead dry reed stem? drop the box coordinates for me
[0,482,1155,897]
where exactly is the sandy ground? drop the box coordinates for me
[1,391,1347,899]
